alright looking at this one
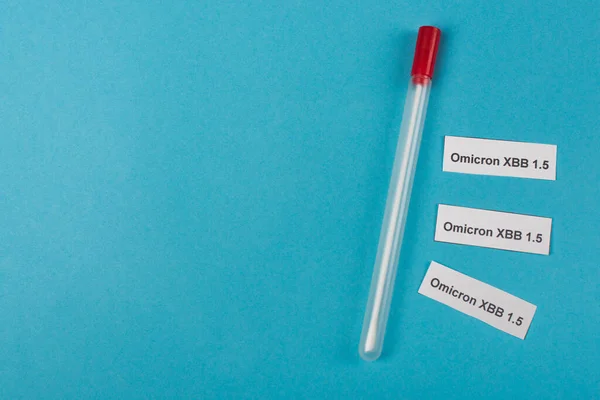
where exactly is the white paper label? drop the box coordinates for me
[434,204,552,255]
[443,136,557,180]
[418,261,537,339]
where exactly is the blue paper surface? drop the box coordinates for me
[1,1,598,398]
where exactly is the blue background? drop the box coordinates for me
[1,1,598,399]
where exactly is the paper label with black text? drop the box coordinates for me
[434,204,552,255]
[418,261,537,339]
[443,136,557,180]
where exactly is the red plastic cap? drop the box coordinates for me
[411,26,441,79]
